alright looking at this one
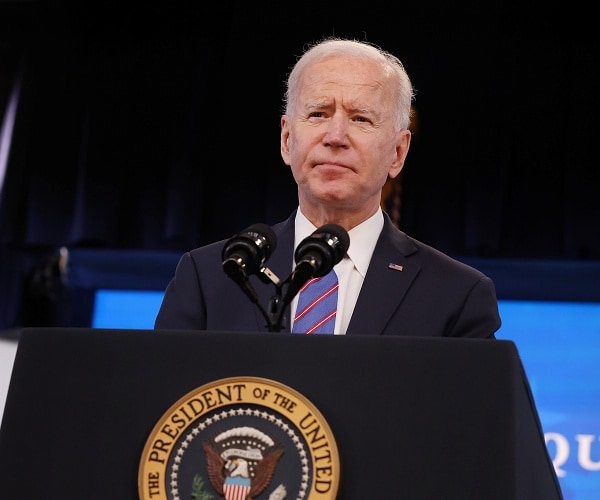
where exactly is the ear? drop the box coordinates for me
[280,116,292,166]
[388,129,411,179]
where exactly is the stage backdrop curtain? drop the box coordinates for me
[0,2,598,329]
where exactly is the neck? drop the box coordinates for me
[299,202,380,232]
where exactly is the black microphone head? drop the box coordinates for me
[314,223,350,257]
[222,223,277,277]
[294,223,350,277]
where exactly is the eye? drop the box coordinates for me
[308,111,325,118]
[353,115,373,125]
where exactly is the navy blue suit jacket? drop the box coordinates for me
[154,211,501,338]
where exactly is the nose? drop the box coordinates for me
[323,114,349,147]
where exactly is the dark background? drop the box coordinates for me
[0,0,598,329]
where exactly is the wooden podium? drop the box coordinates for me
[0,328,562,499]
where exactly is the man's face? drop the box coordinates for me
[280,55,411,215]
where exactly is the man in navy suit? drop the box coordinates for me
[154,37,501,338]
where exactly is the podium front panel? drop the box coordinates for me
[0,328,561,499]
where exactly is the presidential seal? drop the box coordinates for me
[138,376,340,499]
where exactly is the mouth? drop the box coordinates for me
[314,161,351,171]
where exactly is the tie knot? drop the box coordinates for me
[292,270,339,334]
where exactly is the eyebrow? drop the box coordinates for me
[305,100,329,111]
[352,107,375,116]
[305,100,377,117]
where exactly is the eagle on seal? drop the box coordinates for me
[202,440,284,499]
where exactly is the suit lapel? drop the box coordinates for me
[346,217,420,336]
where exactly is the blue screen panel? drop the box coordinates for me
[92,290,165,329]
[496,301,600,500]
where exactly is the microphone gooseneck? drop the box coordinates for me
[221,222,350,333]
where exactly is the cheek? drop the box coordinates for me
[288,134,308,164]
[368,143,398,180]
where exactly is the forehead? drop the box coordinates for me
[298,55,390,102]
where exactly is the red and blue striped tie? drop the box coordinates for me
[292,269,338,334]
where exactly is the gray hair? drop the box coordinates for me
[283,37,415,131]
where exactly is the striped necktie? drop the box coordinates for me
[292,269,339,334]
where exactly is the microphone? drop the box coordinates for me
[222,223,277,303]
[281,224,350,306]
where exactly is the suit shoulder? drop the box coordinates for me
[404,235,488,279]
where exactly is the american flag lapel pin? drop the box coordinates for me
[388,263,404,272]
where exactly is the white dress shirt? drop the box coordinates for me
[291,208,384,335]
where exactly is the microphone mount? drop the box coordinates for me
[222,222,350,333]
